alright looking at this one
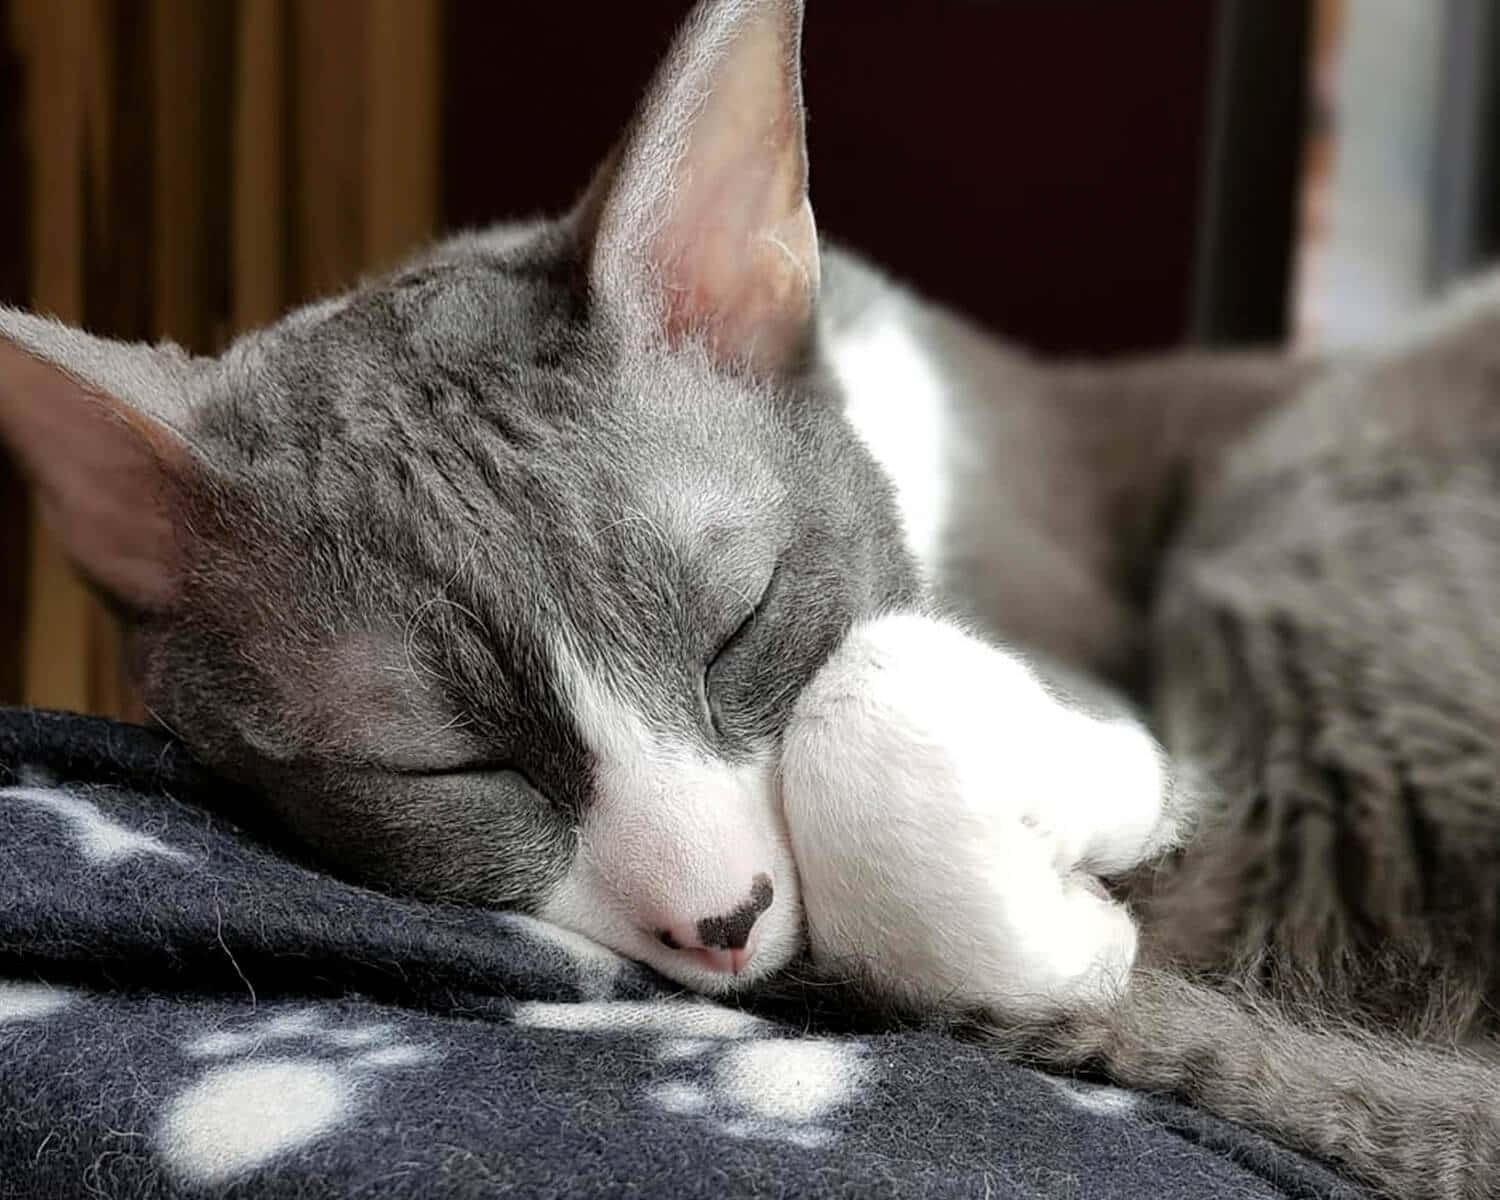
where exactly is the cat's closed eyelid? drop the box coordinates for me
[711,561,780,654]
[330,707,496,774]
[702,563,784,740]
[700,540,776,612]
[366,759,551,803]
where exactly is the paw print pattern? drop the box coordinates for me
[516,999,867,1147]
[2,779,190,866]
[649,1035,867,1147]
[157,1008,437,1186]
[0,981,76,1026]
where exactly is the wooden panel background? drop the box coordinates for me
[0,0,440,719]
[0,6,28,709]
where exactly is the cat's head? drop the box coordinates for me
[0,0,917,993]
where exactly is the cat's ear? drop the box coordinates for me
[0,309,204,614]
[579,0,818,375]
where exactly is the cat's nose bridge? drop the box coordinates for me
[590,762,783,973]
[554,629,787,974]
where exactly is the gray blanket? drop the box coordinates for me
[0,706,1367,1199]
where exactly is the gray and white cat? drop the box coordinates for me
[2,1,1499,1196]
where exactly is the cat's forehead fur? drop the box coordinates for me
[235,238,789,522]
[163,227,900,770]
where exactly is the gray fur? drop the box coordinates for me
[1048,285,1500,1198]
[3,0,1500,1196]
[2,221,916,907]
[975,970,1500,1200]
[0,307,207,429]
[1146,288,1500,1032]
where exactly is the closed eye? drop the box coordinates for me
[704,566,778,735]
[385,760,535,787]
[711,568,776,664]
[713,603,757,664]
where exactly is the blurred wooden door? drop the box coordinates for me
[0,0,441,719]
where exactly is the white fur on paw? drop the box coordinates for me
[781,613,1175,1019]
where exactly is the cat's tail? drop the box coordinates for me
[976,968,1498,1200]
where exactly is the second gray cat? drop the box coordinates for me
[2,2,1498,1196]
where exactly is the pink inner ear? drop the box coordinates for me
[655,176,819,376]
[0,339,186,613]
[589,0,820,376]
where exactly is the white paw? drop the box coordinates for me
[780,612,1180,1019]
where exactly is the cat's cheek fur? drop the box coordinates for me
[781,613,1175,1019]
[535,639,804,993]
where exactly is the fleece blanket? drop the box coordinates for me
[0,706,1368,1200]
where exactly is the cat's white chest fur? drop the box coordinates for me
[829,308,950,578]
[781,613,1181,1018]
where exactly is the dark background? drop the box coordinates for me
[447,2,1228,356]
[1,0,1309,716]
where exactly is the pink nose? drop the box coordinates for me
[654,873,774,974]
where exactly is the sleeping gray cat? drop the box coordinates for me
[1,0,1498,1195]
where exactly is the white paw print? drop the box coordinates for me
[516,1000,867,1147]
[3,777,191,866]
[157,1008,436,1186]
[649,1034,866,1147]
[0,981,77,1025]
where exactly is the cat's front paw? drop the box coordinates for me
[781,613,1183,1019]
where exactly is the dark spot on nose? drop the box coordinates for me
[696,873,774,950]
[657,929,681,950]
